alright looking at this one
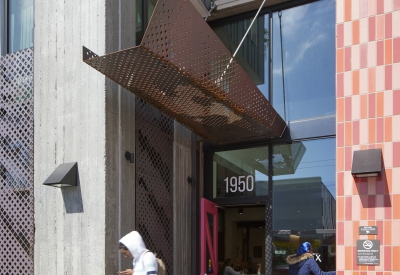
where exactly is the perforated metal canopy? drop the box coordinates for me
[83,0,286,144]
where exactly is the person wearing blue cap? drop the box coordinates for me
[286,242,336,275]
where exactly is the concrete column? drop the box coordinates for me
[34,0,136,274]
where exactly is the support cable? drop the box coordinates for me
[216,0,268,85]
[278,11,287,121]
[204,1,216,21]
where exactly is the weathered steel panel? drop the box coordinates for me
[0,48,34,274]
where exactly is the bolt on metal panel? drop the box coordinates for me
[83,0,286,144]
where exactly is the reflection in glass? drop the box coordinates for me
[213,16,268,99]
[213,147,269,198]
[272,0,335,121]
[1,1,4,55]
[8,0,34,53]
[273,138,336,231]
[272,232,336,274]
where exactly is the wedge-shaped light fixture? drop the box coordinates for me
[351,149,382,178]
[43,162,78,187]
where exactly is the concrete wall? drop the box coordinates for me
[34,0,136,274]
[336,0,400,273]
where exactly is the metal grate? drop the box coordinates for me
[136,99,173,274]
[83,0,286,144]
[0,48,34,275]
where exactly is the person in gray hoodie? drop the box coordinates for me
[118,231,158,275]
[286,242,335,275]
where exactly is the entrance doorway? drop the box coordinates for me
[217,204,266,275]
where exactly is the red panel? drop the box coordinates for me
[200,198,218,275]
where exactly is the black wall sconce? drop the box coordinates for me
[125,151,134,163]
[351,148,382,178]
[43,162,78,187]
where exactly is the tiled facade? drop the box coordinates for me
[336,0,400,274]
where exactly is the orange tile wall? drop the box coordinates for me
[336,0,400,274]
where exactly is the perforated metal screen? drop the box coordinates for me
[135,98,173,274]
[0,48,34,274]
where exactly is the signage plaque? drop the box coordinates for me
[359,226,378,235]
[356,240,380,265]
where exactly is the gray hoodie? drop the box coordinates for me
[119,231,158,275]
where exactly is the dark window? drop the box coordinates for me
[0,0,34,56]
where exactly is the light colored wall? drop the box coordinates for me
[336,0,400,273]
[34,0,136,274]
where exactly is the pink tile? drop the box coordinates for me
[360,43,368,68]
[377,0,384,14]
[338,0,344,23]
[344,221,353,245]
[385,195,392,219]
[395,0,400,10]
[393,168,400,193]
[353,120,360,144]
[344,21,353,46]
[385,0,393,13]
[345,97,352,120]
[384,90,394,116]
[369,93,376,117]
[360,0,368,17]
[345,146,352,171]
[360,17,369,43]
[394,63,400,89]
[352,94,360,119]
[337,23,344,48]
[377,41,384,65]
[337,73,344,97]
[368,0,377,15]
[377,15,384,40]
[368,41,377,67]
[394,142,400,167]
[352,45,360,70]
[394,90,400,114]
[377,117,384,142]
[345,47,352,71]
[338,123,345,147]
[352,195,361,220]
[385,13,392,39]
[394,115,400,141]
[392,220,400,245]
[376,65,384,91]
[345,196,352,220]
[337,222,344,245]
[386,65,392,90]
[369,16,376,41]
[394,37,400,63]
[360,119,369,144]
[394,10,400,38]
[352,0,360,20]
[344,71,352,97]
[384,142,393,167]
[384,246,391,270]
[338,172,344,196]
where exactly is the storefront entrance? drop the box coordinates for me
[203,139,336,275]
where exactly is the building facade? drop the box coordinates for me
[0,0,399,275]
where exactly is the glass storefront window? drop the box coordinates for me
[213,147,269,198]
[272,0,335,121]
[213,0,335,122]
[8,0,34,53]
[273,138,336,231]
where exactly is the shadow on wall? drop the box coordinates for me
[354,155,391,208]
[61,170,84,213]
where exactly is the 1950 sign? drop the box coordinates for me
[224,175,255,193]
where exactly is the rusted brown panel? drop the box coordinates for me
[135,99,174,274]
[0,48,34,274]
[83,0,286,144]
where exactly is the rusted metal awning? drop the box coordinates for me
[83,0,286,144]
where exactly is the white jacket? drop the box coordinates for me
[120,231,158,275]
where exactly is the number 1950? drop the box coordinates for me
[224,175,254,193]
